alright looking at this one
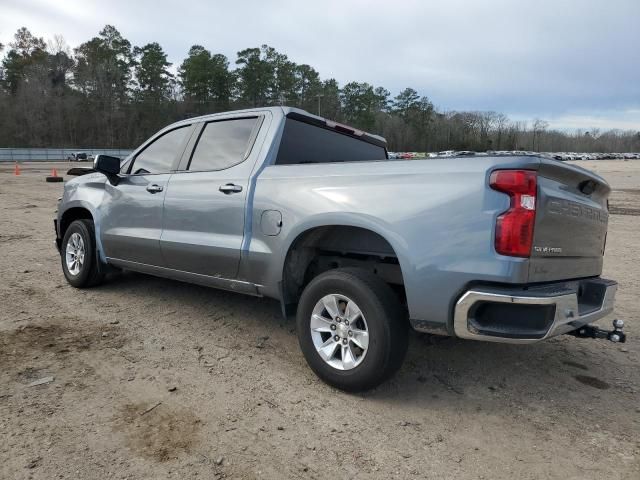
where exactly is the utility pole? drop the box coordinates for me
[316,94,324,116]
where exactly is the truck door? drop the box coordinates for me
[101,124,194,266]
[160,115,265,279]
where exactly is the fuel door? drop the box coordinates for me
[260,210,282,236]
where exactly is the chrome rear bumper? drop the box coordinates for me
[454,278,617,344]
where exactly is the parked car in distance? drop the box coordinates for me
[67,152,85,161]
[67,152,94,162]
[55,107,622,391]
[437,150,456,157]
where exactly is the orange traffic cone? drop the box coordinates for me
[46,167,63,182]
[14,163,20,176]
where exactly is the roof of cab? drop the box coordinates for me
[169,106,387,146]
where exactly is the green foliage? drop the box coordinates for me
[179,45,213,102]
[1,27,47,93]
[295,64,322,112]
[74,25,133,97]
[235,46,273,107]
[179,45,233,110]
[392,88,420,116]
[264,46,297,105]
[320,79,341,119]
[11,27,46,56]
[341,82,388,131]
[234,46,322,109]
[387,88,435,150]
[133,42,173,102]
[48,50,74,89]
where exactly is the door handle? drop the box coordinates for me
[146,184,164,193]
[219,183,243,194]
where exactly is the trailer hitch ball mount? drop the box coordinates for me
[569,319,626,343]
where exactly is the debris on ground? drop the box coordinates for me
[140,402,162,416]
[28,376,54,387]
[26,457,42,469]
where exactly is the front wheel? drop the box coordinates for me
[296,268,408,392]
[61,219,105,288]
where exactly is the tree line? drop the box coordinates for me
[1,25,638,153]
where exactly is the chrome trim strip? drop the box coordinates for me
[454,283,617,344]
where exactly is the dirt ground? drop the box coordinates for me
[1,160,638,480]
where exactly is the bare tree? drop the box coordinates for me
[532,119,549,151]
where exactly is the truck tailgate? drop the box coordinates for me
[528,159,610,282]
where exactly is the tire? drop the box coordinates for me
[46,176,63,183]
[296,268,408,392]
[60,219,105,288]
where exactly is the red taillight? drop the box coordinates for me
[490,170,537,257]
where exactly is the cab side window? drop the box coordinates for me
[129,125,191,175]
[188,118,258,171]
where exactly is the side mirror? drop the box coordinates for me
[94,155,121,184]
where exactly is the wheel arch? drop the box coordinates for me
[58,201,106,262]
[279,220,409,315]
[59,206,94,239]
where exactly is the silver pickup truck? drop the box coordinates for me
[55,106,624,391]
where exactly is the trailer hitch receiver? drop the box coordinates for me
[568,319,626,343]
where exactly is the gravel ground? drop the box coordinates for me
[1,160,638,480]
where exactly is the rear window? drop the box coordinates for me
[275,118,387,165]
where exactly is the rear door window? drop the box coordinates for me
[188,118,259,171]
[275,118,387,165]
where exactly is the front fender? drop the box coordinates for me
[58,175,107,262]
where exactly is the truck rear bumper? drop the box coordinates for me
[453,277,617,343]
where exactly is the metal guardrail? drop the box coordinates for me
[0,148,133,162]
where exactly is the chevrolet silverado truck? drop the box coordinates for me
[55,106,625,391]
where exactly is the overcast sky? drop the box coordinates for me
[2,0,639,130]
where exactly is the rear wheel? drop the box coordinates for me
[61,219,104,288]
[296,268,408,391]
